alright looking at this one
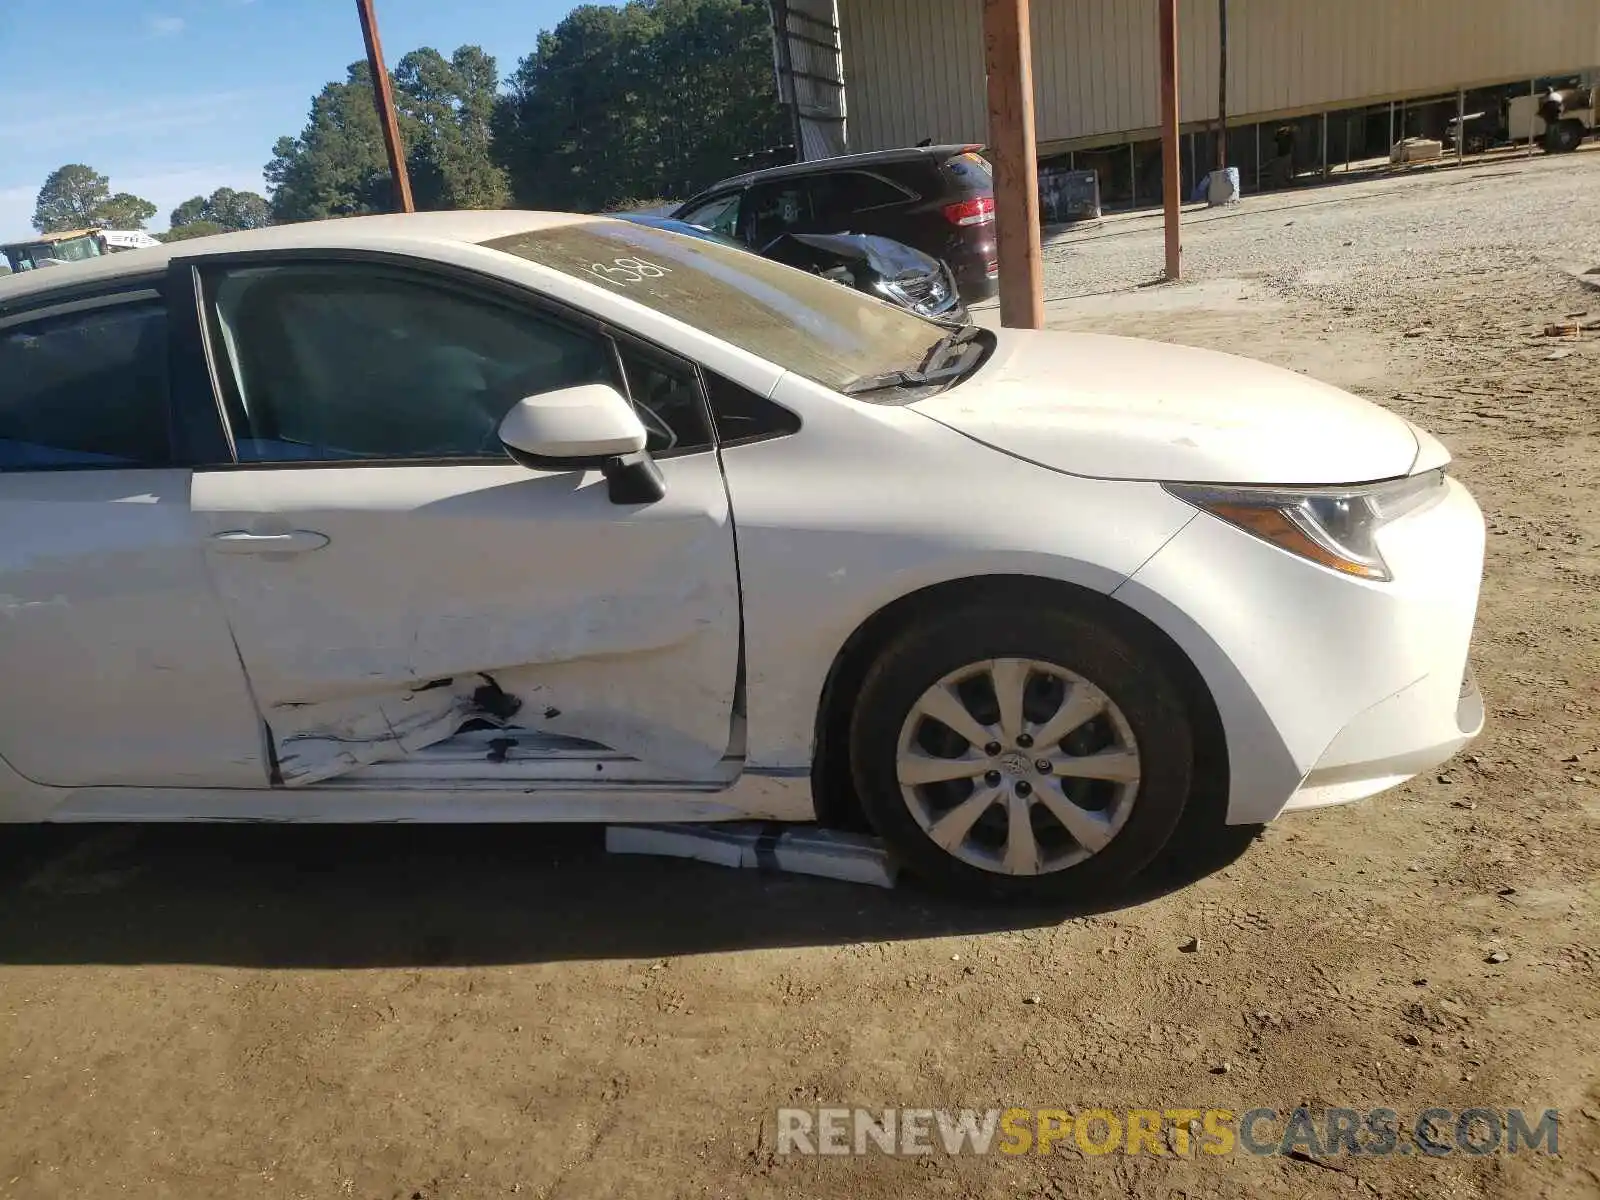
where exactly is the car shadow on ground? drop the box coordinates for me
[0,818,1259,968]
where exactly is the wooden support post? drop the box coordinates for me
[1159,0,1180,280]
[356,0,413,213]
[1254,121,1261,190]
[1320,111,1329,178]
[982,0,1044,329]
[1130,142,1137,205]
[1456,87,1466,162]
[1528,79,1537,156]
[1388,100,1395,155]
[1216,0,1228,171]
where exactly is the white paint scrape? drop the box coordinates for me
[605,823,898,889]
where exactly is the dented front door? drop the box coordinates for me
[184,255,742,789]
[191,458,741,786]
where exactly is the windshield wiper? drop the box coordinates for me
[841,325,984,396]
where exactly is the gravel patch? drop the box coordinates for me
[1040,147,1600,314]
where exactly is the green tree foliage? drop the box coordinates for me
[493,0,789,212]
[204,187,272,230]
[32,165,160,232]
[169,187,271,232]
[32,164,107,231]
[169,196,209,229]
[156,220,231,243]
[396,46,511,210]
[264,4,788,222]
[265,62,396,222]
[95,193,159,230]
[265,45,511,223]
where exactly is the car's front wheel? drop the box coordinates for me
[848,601,1194,903]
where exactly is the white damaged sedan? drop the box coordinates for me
[0,212,1484,901]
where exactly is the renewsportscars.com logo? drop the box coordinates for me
[775,1106,1561,1158]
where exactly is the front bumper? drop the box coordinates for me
[1113,475,1487,825]
[1284,663,1485,811]
[881,263,967,323]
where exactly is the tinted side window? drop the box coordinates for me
[210,266,615,463]
[745,180,817,247]
[0,302,171,469]
[825,172,909,219]
[706,372,800,447]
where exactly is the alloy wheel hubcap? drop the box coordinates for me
[894,657,1141,876]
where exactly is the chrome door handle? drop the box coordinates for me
[209,530,330,554]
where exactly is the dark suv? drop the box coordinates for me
[672,145,999,304]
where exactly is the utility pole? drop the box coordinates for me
[356,0,414,213]
[1159,0,1181,280]
[1216,0,1228,172]
[982,0,1044,329]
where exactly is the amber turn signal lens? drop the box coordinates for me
[1205,503,1388,580]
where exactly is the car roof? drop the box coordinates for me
[684,144,984,198]
[0,210,593,308]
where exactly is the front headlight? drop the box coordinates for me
[1164,470,1448,581]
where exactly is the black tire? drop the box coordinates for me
[848,600,1194,904]
[1545,120,1584,154]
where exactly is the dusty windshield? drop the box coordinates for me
[484,220,951,393]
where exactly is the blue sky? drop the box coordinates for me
[0,0,611,240]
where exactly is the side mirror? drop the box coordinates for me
[498,383,647,468]
[497,383,665,505]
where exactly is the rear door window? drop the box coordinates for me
[744,179,820,248]
[0,300,172,469]
[810,172,909,227]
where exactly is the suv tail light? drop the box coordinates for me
[943,196,995,227]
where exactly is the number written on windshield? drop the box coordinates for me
[588,258,672,288]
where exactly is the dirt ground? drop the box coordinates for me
[2,151,1598,1200]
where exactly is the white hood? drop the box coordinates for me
[911,330,1424,484]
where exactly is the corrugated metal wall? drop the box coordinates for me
[839,0,1600,151]
[773,0,850,159]
[839,0,989,147]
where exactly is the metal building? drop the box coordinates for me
[830,0,1599,179]
[769,0,849,159]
